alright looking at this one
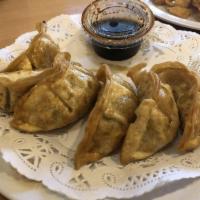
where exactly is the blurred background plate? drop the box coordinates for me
[143,0,200,31]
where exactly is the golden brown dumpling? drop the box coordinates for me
[11,52,99,132]
[74,64,138,169]
[27,22,59,69]
[165,0,191,7]
[3,22,59,72]
[167,6,191,18]
[152,61,200,151]
[153,0,166,5]
[0,68,56,113]
[4,53,32,72]
[192,0,200,10]
[120,66,179,164]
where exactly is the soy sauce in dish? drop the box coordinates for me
[93,18,142,38]
[91,18,143,60]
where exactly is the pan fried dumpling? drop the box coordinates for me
[0,68,56,113]
[3,22,59,72]
[4,53,32,72]
[192,0,200,11]
[152,61,200,151]
[11,52,99,132]
[121,99,169,163]
[75,64,138,169]
[120,66,179,164]
[165,0,191,7]
[27,22,59,69]
[167,6,191,18]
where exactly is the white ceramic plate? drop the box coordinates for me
[144,0,200,31]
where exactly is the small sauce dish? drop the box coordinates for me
[82,0,154,61]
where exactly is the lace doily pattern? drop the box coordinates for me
[0,14,200,200]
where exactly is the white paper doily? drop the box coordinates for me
[0,14,200,200]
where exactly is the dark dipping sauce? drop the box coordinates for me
[92,18,143,60]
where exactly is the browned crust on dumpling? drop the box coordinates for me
[127,63,147,85]
[152,61,200,152]
[3,53,33,72]
[74,64,138,169]
[192,0,200,10]
[3,22,60,72]
[167,6,192,18]
[153,0,166,5]
[0,67,57,113]
[11,52,99,133]
[26,22,60,69]
[165,0,191,7]
[121,67,179,164]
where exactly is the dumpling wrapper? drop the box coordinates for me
[11,52,99,132]
[152,61,200,151]
[3,53,32,72]
[27,22,60,69]
[167,6,191,18]
[0,67,56,113]
[4,22,59,72]
[192,0,200,11]
[153,0,166,5]
[75,64,138,169]
[165,0,191,8]
[120,65,179,164]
